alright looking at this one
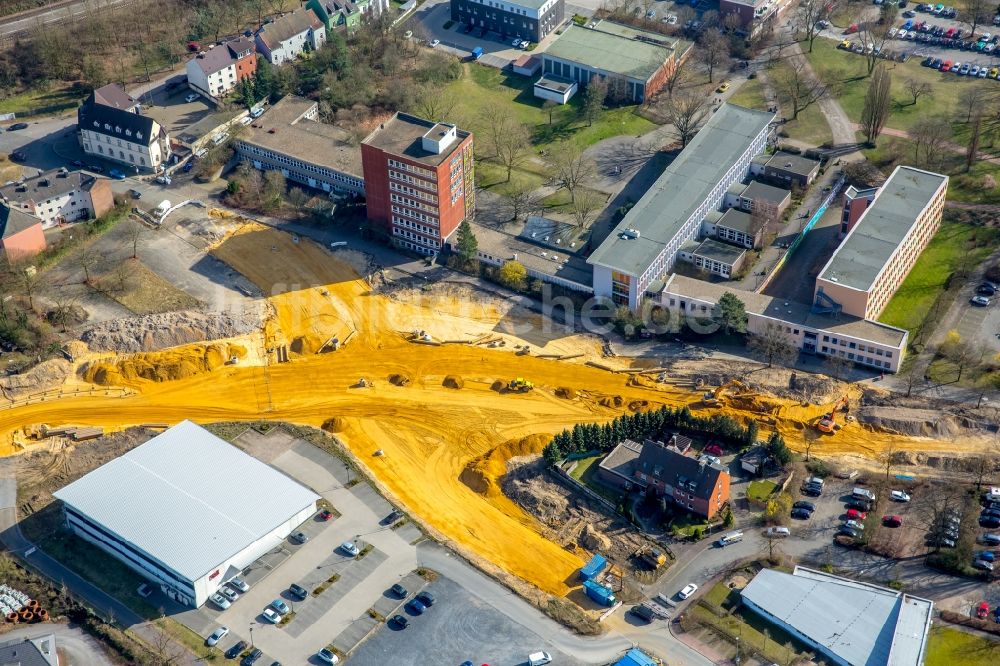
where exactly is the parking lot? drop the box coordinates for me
[172,429,425,665]
[141,77,218,135]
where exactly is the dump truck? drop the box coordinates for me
[508,378,534,392]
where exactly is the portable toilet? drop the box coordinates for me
[579,553,607,581]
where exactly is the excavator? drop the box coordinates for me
[817,395,850,433]
[508,378,534,392]
[701,379,748,407]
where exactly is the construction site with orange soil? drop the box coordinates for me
[1,217,998,618]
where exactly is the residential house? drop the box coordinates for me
[597,436,730,519]
[751,151,821,188]
[234,95,364,196]
[90,83,139,112]
[719,0,793,36]
[677,238,747,278]
[0,633,59,666]
[451,0,564,43]
[540,21,692,103]
[0,206,45,260]
[255,8,326,65]
[307,0,389,32]
[0,169,114,229]
[724,180,791,217]
[703,208,763,250]
[78,85,171,172]
[186,37,256,99]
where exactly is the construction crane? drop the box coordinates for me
[817,395,850,433]
[702,379,747,407]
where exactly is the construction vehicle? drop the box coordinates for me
[701,379,747,407]
[638,546,667,570]
[508,378,534,392]
[817,395,849,433]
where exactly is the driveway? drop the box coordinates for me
[0,621,115,666]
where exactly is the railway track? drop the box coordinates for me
[0,0,135,42]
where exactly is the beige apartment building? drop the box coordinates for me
[814,166,947,321]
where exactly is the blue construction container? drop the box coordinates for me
[583,579,616,606]
[579,554,607,581]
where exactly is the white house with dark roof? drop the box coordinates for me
[255,8,326,65]
[185,37,256,99]
[78,85,171,172]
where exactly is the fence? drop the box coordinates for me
[2,386,135,411]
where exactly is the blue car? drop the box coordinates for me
[978,551,996,562]
[406,598,427,615]
[270,598,289,614]
[108,169,125,180]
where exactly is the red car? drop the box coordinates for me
[705,444,724,457]
[846,509,867,520]
[882,515,903,527]
[319,509,334,521]
[977,602,989,619]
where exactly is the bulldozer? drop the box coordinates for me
[701,379,748,407]
[508,378,534,392]
[817,395,849,433]
[637,546,667,570]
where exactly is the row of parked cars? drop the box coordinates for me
[970,280,998,307]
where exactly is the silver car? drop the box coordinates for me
[219,586,238,602]
[229,577,249,593]
[206,626,229,647]
[210,593,231,610]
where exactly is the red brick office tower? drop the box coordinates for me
[361,113,474,255]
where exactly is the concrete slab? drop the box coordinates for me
[233,427,297,463]
[332,615,379,655]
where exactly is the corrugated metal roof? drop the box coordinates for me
[741,567,932,666]
[819,166,948,292]
[54,421,319,581]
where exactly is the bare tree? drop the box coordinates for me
[747,322,798,368]
[794,0,839,52]
[909,116,952,170]
[750,198,781,246]
[877,441,901,480]
[964,0,992,37]
[857,4,898,76]
[542,99,558,125]
[662,92,709,148]
[415,86,458,124]
[896,359,922,397]
[903,79,933,107]
[773,63,829,120]
[662,62,690,97]
[47,291,77,333]
[698,30,731,84]
[967,111,983,173]
[113,260,133,294]
[860,63,892,146]
[969,448,999,492]
[478,108,531,182]
[499,178,540,222]
[824,353,853,381]
[76,247,101,285]
[123,218,145,259]
[957,84,988,124]
[13,263,40,310]
[570,189,604,228]
[548,142,596,203]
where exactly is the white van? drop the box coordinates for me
[717,530,744,547]
[852,487,876,501]
[528,652,552,666]
[764,526,790,538]
[987,487,1000,502]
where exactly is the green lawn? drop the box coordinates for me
[925,625,1000,666]
[801,38,968,132]
[569,456,602,481]
[729,76,768,110]
[689,603,808,664]
[447,63,655,152]
[703,581,735,608]
[0,84,82,117]
[768,59,834,146]
[879,220,1000,337]
[748,480,778,503]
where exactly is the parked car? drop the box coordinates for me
[838,526,861,538]
[289,583,308,600]
[678,583,698,599]
[976,551,996,562]
[390,583,407,598]
[9,151,25,162]
[890,490,911,502]
[416,590,435,607]
[847,498,873,511]
[225,641,247,659]
[793,500,816,512]
[155,175,171,185]
[791,507,812,520]
[391,613,409,628]
[406,598,427,614]
[974,559,995,571]
[430,39,440,47]
[977,602,990,618]
[241,649,262,666]
[7,122,27,131]
[844,519,866,531]
[934,536,957,547]
[210,593,231,610]
[315,648,339,664]
[340,541,360,556]
[802,485,822,497]
[716,82,730,93]
[971,295,991,306]
[383,509,404,525]
[764,526,790,538]
[846,509,867,520]
[705,444,724,456]
[262,607,281,624]
[978,284,997,295]
[979,516,1000,528]
[229,577,249,593]
[318,509,335,521]
[883,515,903,527]
[270,599,289,615]
[219,586,239,602]
[290,531,309,544]
[108,169,126,180]
[206,627,229,647]
[185,93,199,103]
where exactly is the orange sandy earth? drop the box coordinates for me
[0,223,979,596]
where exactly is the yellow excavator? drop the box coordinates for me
[817,395,850,433]
[701,379,748,407]
[508,378,534,392]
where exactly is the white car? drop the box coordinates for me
[209,593,231,610]
[528,652,552,666]
[184,93,199,103]
[888,27,897,37]
[678,583,698,600]
[844,519,865,531]
[340,540,360,556]
[519,40,529,48]
[205,626,229,647]
[155,175,171,185]
[666,14,678,24]
[316,648,339,664]
[764,526,790,538]
[262,607,281,624]
[430,39,440,47]
[890,490,911,502]
[229,577,250,592]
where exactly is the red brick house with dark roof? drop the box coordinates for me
[598,437,730,518]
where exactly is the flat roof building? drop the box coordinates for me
[541,21,692,102]
[661,274,908,371]
[588,103,774,309]
[53,421,320,607]
[741,566,933,666]
[752,150,821,188]
[815,166,947,320]
[234,95,364,195]
[450,0,564,43]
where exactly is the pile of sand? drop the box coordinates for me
[0,359,72,398]
[322,417,348,433]
[82,309,260,353]
[599,396,624,408]
[81,342,247,386]
[460,433,550,497]
[388,374,411,386]
[581,524,611,552]
[290,334,325,355]
[555,387,578,399]
[443,375,464,389]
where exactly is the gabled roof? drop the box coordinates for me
[257,8,323,50]
[741,567,933,666]
[78,101,158,145]
[191,37,255,76]
[0,634,56,666]
[89,83,137,111]
[0,205,41,240]
[54,420,320,581]
[634,439,726,499]
[0,169,97,206]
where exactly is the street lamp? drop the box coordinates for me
[249,621,254,648]
[735,636,740,665]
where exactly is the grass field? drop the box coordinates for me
[729,76,768,110]
[802,39,970,132]
[0,85,82,117]
[748,480,778,503]
[768,59,834,146]
[925,625,1000,666]
[569,455,602,481]
[879,220,1000,336]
